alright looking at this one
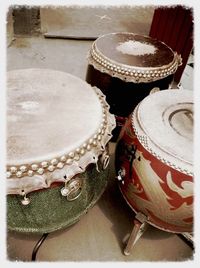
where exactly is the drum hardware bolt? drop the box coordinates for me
[21,190,30,206]
[116,168,126,183]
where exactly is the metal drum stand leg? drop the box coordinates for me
[31,233,49,261]
[124,212,148,256]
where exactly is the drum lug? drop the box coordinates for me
[21,190,30,205]
[100,150,110,170]
[61,177,83,201]
[116,168,126,184]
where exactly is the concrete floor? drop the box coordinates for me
[6,6,194,262]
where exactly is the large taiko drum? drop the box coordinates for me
[6,69,116,233]
[115,89,193,233]
[86,32,182,140]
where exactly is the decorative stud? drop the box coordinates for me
[74,155,80,161]
[69,152,75,158]
[66,158,73,165]
[31,164,38,171]
[41,161,48,168]
[48,165,55,172]
[20,166,27,172]
[87,144,91,151]
[51,158,58,165]
[6,172,11,178]
[76,148,80,154]
[10,166,17,174]
[37,168,44,175]
[57,162,64,169]
[89,139,93,145]
[93,141,97,147]
[28,170,34,176]
[80,149,85,155]
[16,171,22,178]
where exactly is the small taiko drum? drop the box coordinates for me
[115,89,193,233]
[6,69,116,233]
[86,32,182,140]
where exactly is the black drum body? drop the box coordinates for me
[86,64,174,116]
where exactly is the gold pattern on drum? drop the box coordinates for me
[125,149,193,231]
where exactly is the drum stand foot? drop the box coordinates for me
[124,212,148,256]
[31,233,49,261]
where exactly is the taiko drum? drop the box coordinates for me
[86,32,182,140]
[115,89,193,233]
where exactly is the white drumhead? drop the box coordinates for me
[133,89,193,174]
[7,69,102,166]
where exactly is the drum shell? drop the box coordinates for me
[7,162,108,234]
[115,117,193,233]
[86,64,174,140]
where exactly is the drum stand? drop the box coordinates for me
[31,233,49,261]
[124,212,148,256]
[123,212,194,256]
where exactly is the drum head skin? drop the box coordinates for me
[95,32,174,68]
[7,69,102,166]
[87,32,181,84]
[133,89,193,175]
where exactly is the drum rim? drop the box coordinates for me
[88,32,182,83]
[131,89,193,176]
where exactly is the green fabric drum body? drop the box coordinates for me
[86,32,182,141]
[6,69,116,234]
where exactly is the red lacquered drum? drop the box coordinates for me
[6,69,116,233]
[115,89,193,233]
[86,32,182,140]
